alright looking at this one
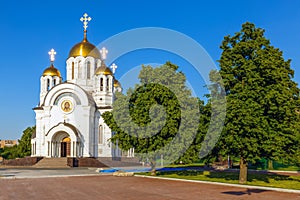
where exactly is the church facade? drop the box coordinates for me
[31,13,129,158]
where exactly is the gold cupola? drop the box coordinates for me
[42,49,61,77]
[68,13,101,59]
[95,47,114,76]
[114,79,121,88]
[43,64,61,77]
[68,36,101,59]
[95,61,113,76]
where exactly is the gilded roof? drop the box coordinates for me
[42,64,61,77]
[68,38,101,59]
[114,79,121,87]
[95,62,113,76]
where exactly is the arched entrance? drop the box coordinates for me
[51,132,71,157]
[61,137,71,157]
[46,123,82,158]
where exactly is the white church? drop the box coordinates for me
[31,13,133,159]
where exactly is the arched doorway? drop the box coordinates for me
[51,132,72,158]
[61,137,71,157]
[46,123,82,158]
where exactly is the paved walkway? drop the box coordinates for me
[0,168,99,179]
[0,168,100,179]
[0,169,299,200]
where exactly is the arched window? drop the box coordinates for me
[87,61,91,79]
[47,79,50,91]
[100,78,104,91]
[53,79,56,86]
[106,78,109,91]
[78,61,82,79]
[98,125,103,144]
[71,62,75,79]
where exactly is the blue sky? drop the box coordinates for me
[0,0,300,139]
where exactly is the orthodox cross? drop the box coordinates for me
[80,13,92,31]
[48,48,56,62]
[100,47,108,60]
[110,63,118,74]
[63,115,68,123]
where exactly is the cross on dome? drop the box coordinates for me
[110,63,118,74]
[100,47,108,60]
[48,48,56,62]
[80,13,92,31]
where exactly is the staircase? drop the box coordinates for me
[33,158,70,168]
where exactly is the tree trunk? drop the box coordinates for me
[150,160,156,176]
[268,159,273,170]
[239,157,247,184]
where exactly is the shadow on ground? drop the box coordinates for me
[222,189,268,196]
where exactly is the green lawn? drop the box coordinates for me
[150,170,300,190]
[273,166,300,171]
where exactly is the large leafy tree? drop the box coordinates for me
[215,22,300,183]
[103,62,200,174]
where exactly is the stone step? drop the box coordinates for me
[33,158,70,168]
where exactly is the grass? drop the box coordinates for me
[141,170,300,190]
[274,165,300,171]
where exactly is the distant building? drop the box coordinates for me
[0,140,17,148]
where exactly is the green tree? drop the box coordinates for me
[0,126,34,159]
[215,22,300,183]
[199,69,227,166]
[17,126,35,157]
[103,62,200,175]
[1,145,19,160]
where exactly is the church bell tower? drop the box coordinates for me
[39,49,62,105]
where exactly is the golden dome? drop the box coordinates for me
[68,38,101,59]
[42,64,61,77]
[114,79,121,88]
[95,62,113,76]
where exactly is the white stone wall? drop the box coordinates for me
[66,56,101,92]
[93,74,114,107]
[97,109,113,157]
[34,83,97,157]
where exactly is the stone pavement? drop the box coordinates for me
[0,168,100,179]
[0,168,299,200]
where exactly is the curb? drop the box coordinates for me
[134,175,300,194]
